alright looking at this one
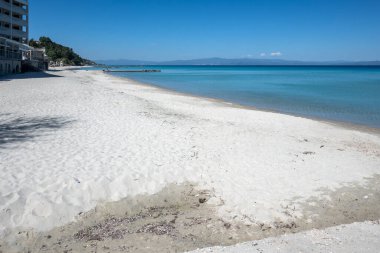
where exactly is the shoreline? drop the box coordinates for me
[101,70,380,136]
[1,68,380,252]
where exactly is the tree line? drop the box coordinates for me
[29,37,95,66]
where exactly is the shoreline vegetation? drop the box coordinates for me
[0,68,379,252]
[29,37,96,66]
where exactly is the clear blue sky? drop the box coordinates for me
[30,0,380,61]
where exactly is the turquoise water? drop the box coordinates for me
[99,66,380,128]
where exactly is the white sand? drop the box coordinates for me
[0,68,380,236]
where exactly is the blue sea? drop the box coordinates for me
[97,66,380,128]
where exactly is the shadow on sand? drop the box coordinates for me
[0,71,62,81]
[0,115,75,148]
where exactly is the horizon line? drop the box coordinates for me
[95,57,380,63]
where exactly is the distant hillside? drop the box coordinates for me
[29,37,95,66]
[97,57,380,66]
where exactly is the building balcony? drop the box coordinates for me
[0,1,28,15]
[0,14,11,24]
[12,16,27,26]
[1,27,27,39]
[0,15,28,27]
[10,28,26,38]
[0,26,11,36]
[11,5,28,16]
[0,1,9,9]
[14,0,28,6]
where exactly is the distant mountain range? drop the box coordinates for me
[96,57,380,66]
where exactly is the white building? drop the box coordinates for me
[0,0,29,43]
[0,0,41,75]
[0,36,22,74]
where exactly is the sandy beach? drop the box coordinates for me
[1,68,380,252]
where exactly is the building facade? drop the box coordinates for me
[0,0,28,43]
[0,0,28,75]
[0,32,22,74]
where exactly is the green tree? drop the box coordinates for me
[28,37,96,66]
